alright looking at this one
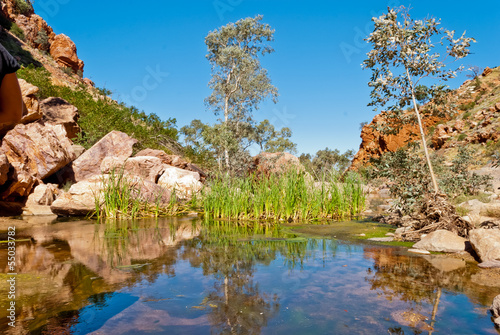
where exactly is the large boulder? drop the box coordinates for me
[18,79,42,124]
[1,123,75,198]
[40,97,80,139]
[252,152,304,176]
[469,229,500,263]
[51,176,104,216]
[135,149,207,180]
[101,156,165,183]
[71,131,137,182]
[49,34,84,73]
[413,230,467,253]
[157,166,202,200]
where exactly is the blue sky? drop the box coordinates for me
[33,0,500,155]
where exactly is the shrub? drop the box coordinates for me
[371,145,492,213]
[438,147,492,197]
[34,29,50,51]
[457,133,467,141]
[459,101,476,111]
[462,112,471,119]
[13,0,32,15]
[9,23,24,40]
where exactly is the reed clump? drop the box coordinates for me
[200,169,365,222]
[93,169,186,220]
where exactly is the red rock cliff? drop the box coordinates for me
[1,0,84,73]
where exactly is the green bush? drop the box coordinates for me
[34,29,50,51]
[13,0,32,15]
[9,23,24,40]
[371,145,492,213]
[457,133,467,141]
[462,112,471,119]
[459,101,476,111]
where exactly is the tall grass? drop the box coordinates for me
[93,169,185,220]
[200,170,365,222]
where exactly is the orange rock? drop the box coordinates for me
[50,34,84,73]
[482,67,493,77]
[351,112,444,169]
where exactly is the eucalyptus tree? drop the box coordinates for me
[205,15,278,170]
[363,6,475,193]
[253,119,297,154]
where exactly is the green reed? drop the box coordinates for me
[200,169,365,222]
[92,168,189,220]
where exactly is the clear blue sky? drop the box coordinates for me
[33,0,500,156]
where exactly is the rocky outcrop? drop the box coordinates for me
[413,230,467,253]
[18,79,42,124]
[101,156,165,183]
[50,34,84,73]
[251,152,304,175]
[1,1,84,73]
[1,122,75,198]
[40,97,80,139]
[157,166,202,200]
[351,113,444,169]
[134,149,207,180]
[71,131,137,182]
[431,124,453,149]
[469,229,500,263]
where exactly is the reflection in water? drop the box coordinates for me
[0,218,498,334]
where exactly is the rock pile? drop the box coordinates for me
[0,80,205,217]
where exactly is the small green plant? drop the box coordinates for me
[61,66,73,76]
[9,23,25,40]
[462,112,471,119]
[35,29,50,51]
[455,206,470,217]
[459,101,476,111]
[13,0,32,15]
[457,133,467,141]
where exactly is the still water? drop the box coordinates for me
[0,216,499,334]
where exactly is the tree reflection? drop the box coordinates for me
[181,221,309,334]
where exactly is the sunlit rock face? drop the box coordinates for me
[1,123,75,199]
